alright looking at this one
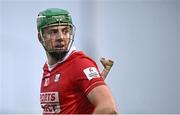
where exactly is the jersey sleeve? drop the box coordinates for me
[72,56,106,96]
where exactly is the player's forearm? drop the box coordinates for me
[93,104,117,114]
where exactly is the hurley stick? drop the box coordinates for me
[100,57,114,80]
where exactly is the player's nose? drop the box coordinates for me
[56,36,63,42]
[55,32,63,41]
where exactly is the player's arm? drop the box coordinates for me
[87,85,117,114]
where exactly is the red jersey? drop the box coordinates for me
[40,50,106,114]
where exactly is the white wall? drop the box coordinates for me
[0,0,179,114]
[94,0,180,113]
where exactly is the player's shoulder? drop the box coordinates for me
[72,51,88,58]
[71,51,95,64]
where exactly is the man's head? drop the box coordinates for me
[37,8,75,60]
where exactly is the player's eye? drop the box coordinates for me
[47,29,58,35]
[62,27,71,35]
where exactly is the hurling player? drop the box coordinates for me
[37,8,117,114]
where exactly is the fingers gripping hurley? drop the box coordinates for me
[100,57,114,80]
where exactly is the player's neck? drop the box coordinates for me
[46,46,76,65]
[47,56,58,65]
[46,52,63,65]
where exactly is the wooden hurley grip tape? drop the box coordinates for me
[100,57,114,79]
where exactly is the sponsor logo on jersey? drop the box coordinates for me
[40,92,60,113]
[44,78,50,87]
[83,67,100,80]
[54,74,60,83]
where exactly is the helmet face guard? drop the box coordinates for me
[37,8,75,53]
[39,24,75,53]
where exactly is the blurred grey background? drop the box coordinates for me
[0,0,179,114]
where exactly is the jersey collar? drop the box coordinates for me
[46,46,77,71]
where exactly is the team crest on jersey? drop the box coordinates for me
[44,78,50,87]
[83,67,100,80]
[54,74,60,82]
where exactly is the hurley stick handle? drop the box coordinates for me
[100,57,114,80]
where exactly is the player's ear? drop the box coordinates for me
[38,32,43,43]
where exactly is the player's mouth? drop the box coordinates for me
[54,44,65,50]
